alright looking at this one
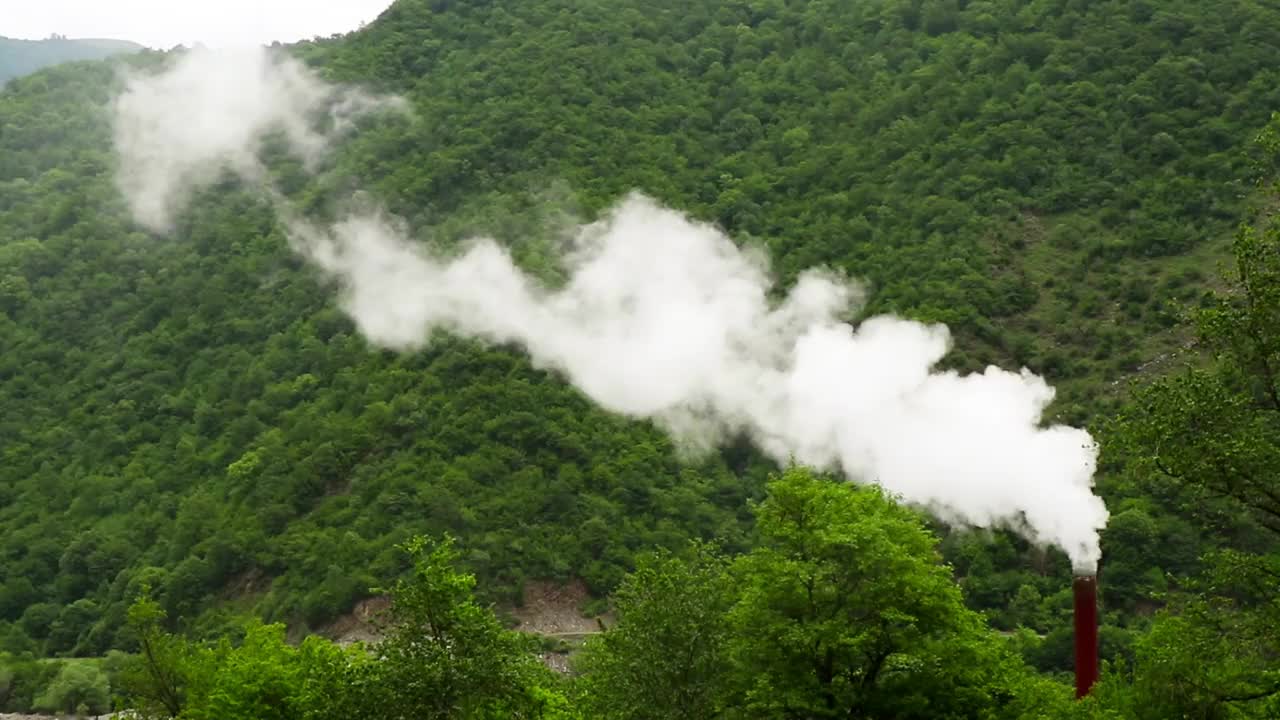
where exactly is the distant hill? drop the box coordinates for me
[0,35,143,84]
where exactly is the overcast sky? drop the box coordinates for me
[3,0,396,49]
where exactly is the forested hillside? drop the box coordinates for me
[0,36,143,85]
[2,0,1280,716]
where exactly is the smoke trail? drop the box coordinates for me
[112,46,1108,571]
[113,46,403,233]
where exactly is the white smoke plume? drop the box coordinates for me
[111,46,1109,572]
[114,46,403,233]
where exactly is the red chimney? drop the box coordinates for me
[1073,574,1099,698]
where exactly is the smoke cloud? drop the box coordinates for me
[111,46,1108,571]
[114,46,403,233]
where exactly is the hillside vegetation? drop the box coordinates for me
[2,1,1280,716]
[0,36,143,85]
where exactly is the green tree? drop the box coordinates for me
[1122,594,1280,720]
[46,598,98,655]
[0,652,58,713]
[723,468,1066,719]
[574,470,1073,719]
[180,623,368,720]
[119,595,191,719]
[1107,116,1280,717]
[118,594,375,720]
[1119,220,1280,537]
[32,661,111,716]
[576,544,732,719]
[367,535,557,720]
[0,663,12,710]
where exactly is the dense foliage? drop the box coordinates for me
[92,466,1278,718]
[105,471,1079,719]
[118,535,565,720]
[1098,147,1280,717]
[577,469,1069,719]
[0,35,143,85]
[2,0,1280,715]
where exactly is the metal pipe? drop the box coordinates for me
[1073,574,1099,698]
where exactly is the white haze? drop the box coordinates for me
[114,47,403,233]
[112,46,1109,572]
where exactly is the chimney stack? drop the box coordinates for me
[1072,573,1099,698]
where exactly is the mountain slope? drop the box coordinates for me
[2,0,1279,658]
[301,0,1280,418]
[0,36,143,85]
